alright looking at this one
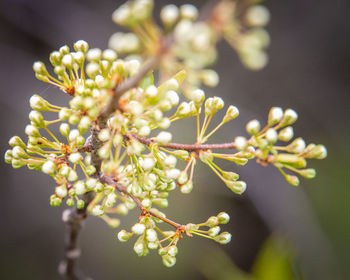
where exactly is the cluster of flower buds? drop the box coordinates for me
[117,211,231,267]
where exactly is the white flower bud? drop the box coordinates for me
[59,108,71,120]
[62,54,73,68]
[42,160,56,174]
[68,152,82,164]
[112,4,131,25]
[134,242,146,256]
[180,181,193,194]
[246,119,261,135]
[29,111,45,128]
[74,181,86,195]
[156,131,172,145]
[168,245,178,257]
[214,232,232,244]
[74,40,89,53]
[164,155,177,167]
[117,230,131,242]
[217,212,230,224]
[246,5,270,27]
[162,255,176,267]
[141,198,152,208]
[86,48,102,61]
[146,229,157,242]
[132,223,146,235]
[288,138,306,153]
[30,95,49,111]
[146,85,158,98]
[86,63,100,77]
[282,109,298,126]
[268,107,283,126]
[141,157,155,171]
[33,61,47,75]
[160,4,179,25]
[55,185,68,197]
[208,226,221,237]
[102,49,117,61]
[92,205,104,216]
[126,59,140,76]
[223,105,239,123]
[266,128,278,143]
[98,129,110,142]
[138,126,151,137]
[166,168,181,180]
[234,136,247,151]
[126,100,143,115]
[176,102,191,117]
[59,123,70,137]
[180,4,198,20]
[69,129,80,141]
[68,169,78,182]
[166,91,179,106]
[105,192,117,208]
[278,126,294,142]
[201,70,219,87]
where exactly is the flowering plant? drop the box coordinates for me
[4,0,327,278]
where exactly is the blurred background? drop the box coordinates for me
[0,0,349,279]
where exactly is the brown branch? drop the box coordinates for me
[126,133,237,152]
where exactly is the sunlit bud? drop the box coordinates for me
[78,116,91,134]
[77,200,85,209]
[118,230,132,242]
[285,174,300,187]
[59,108,71,120]
[126,59,140,76]
[180,4,198,20]
[61,54,73,68]
[105,192,117,208]
[217,212,230,224]
[74,40,89,53]
[94,182,105,193]
[66,198,74,207]
[208,226,221,237]
[166,91,179,106]
[32,61,48,75]
[9,136,26,149]
[55,185,68,198]
[140,157,155,171]
[312,145,328,159]
[58,123,69,137]
[222,171,239,181]
[280,109,298,127]
[74,181,86,195]
[132,223,146,235]
[68,152,82,164]
[98,129,110,142]
[180,181,193,194]
[246,119,261,135]
[266,128,278,143]
[29,111,45,128]
[206,216,219,227]
[156,131,172,145]
[146,229,158,242]
[98,144,110,159]
[50,195,62,207]
[4,150,13,164]
[166,168,180,180]
[69,129,80,142]
[214,232,232,244]
[234,136,247,151]
[12,146,28,159]
[299,168,316,179]
[268,107,283,126]
[42,160,56,174]
[172,150,189,160]
[49,51,62,66]
[176,102,191,117]
[160,4,179,25]
[146,85,158,98]
[287,137,306,154]
[112,4,131,25]
[162,254,176,268]
[90,205,104,217]
[30,95,49,111]
[278,126,293,142]
[199,150,213,162]
[86,48,102,61]
[246,5,270,27]
[68,169,78,182]
[222,105,239,123]
[126,100,143,116]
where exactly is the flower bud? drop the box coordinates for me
[217,212,230,224]
[74,40,89,53]
[42,160,56,174]
[164,155,177,167]
[223,105,239,123]
[285,174,300,186]
[59,123,70,137]
[160,4,179,26]
[180,181,193,194]
[98,129,110,142]
[278,126,294,142]
[246,5,270,27]
[134,239,148,257]
[92,205,104,216]
[199,150,213,163]
[30,95,50,111]
[206,216,219,227]
[68,129,80,142]
[146,229,158,242]
[287,138,306,154]
[162,254,176,267]
[201,70,219,87]
[156,131,172,145]
[4,150,13,164]
[145,85,158,98]
[105,192,117,208]
[180,4,198,20]
[62,54,73,68]
[12,159,27,169]
[246,119,261,135]
[214,232,232,244]
[55,185,68,197]
[265,128,278,143]
[68,152,82,164]
[276,153,306,168]
[103,49,117,61]
[74,181,86,195]
[208,226,221,237]
[12,146,28,159]
[66,198,75,207]
[176,102,191,117]
[59,108,71,120]
[50,195,62,207]
[68,169,78,182]
[9,136,26,149]
[77,200,85,209]
[268,107,283,126]
[166,90,179,106]
[33,61,48,75]
[171,150,189,160]
[132,223,146,235]
[86,48,102,61]
[49,51,62,66]
[280,108,298,127]
[168,245,178,257]
[29,111,45,128]
[234,136,247,151]
[117,230,132,242]
[311,145,327,159]
[298,168,316,179]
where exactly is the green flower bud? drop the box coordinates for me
[66,198,75,207]
[285,174,300,186]
[9,136,26,149]
[280,109,298,127]
[152,198,168,208]
[50,195,62,207]
[33,61,48,75]
[74,40,89,53]
[172,150,189,160]
[59,108,71,120]
[29,111,45,128]
[29,95,50,111]
[162,254,176,267]
[4,150,13,164]
[298,168,316,179]
[25,125,40,137]
[278,126,294,142]
[208,226,221,237]
[287,138,306,154]
[77,200,85,209]
[276,153,306,168]
[224,180,247,194]
[59,123,70,137]
[12,159,26,169]
[268,107,283,126]
[134,237,149,257]
[217,212,230,224]
[214,232,232,244]
[206,216,219,227]
[12,146,28,159]
[223,105,239,123]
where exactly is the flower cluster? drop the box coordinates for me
[4,0,327,268]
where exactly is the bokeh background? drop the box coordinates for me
[0,0,349,279]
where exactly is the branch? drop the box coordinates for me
[126,133,237,152]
